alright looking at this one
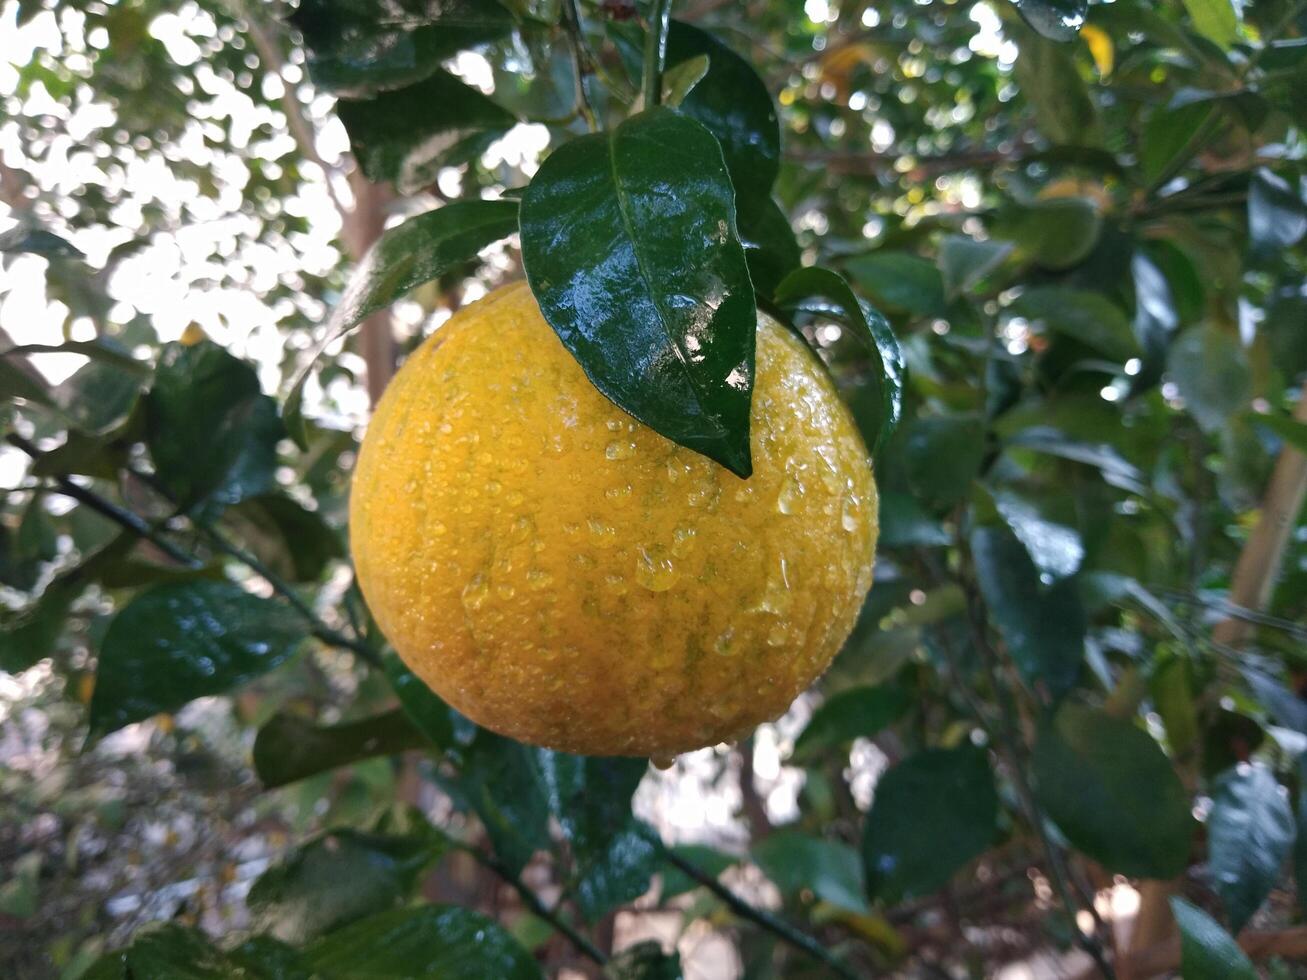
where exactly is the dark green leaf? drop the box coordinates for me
[1142,101,1215,186]
[845,251,946,317]
[249,828,446,943]
[292,0,514,98]
[1015,0,1087,41]
[1251,411,1307,455]
[253,709,426,789]
[1012,28,1099,146]
[1031,704,1192,878]
[738,197,800,299]
[604,941,683,980]
[337,70,515,192]
[990,487,1085,581]
[773,266,903,453]
[1131,250,1180,378]
[383,651,456,749]
[971,525,1084,698]
[1248,168,1307,254]
[1004,426,1147,495]
[792,685,910,763]
[53,359,143,434]
[89,581,307,734]
[455,731,551,875]
[1207,763,1294,933]
[903,415,986,508]
[1009,287,1138,362]
[755,831,867,912]
[28,428,129,480]
[146,341,282,510]
[0,578,79,673]
[1166,326,1251,433]
[1170,897,1257,980]
[520,107,757,477]
[227,494,343,583]
[284,200,518,448]
[1181,0,1239,49]
[666,21,780,205]
[301,905,542,980]
[661,54,709,108]
[878,492,951,548]
[862,745,998,903]
[1264,290,1307,381]
[993,198,1102,270]
[0,224,82,257]
[90,923,304,980]
[0,357,53,406]
[938,235,1014,298]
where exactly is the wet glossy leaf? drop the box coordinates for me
[862,745,998,903]
[1166,326,1251,433]
[337,70,515,192]
[1248,168,1307,255]
[1004,426,1146,494]
[253,709,426,788]
[1131,250,1180,381]
[1171,897,1257,980]
[603,941,682,980]
[1207,763,1294,933]
[938,235,1014,297]
[773,266,903,454]
[1010,287,1137,362]
[249,828,446,943]
[971,525,1084,698]
[383,651,456,749]
[1015,0,1087,40]
[993,198,1102,270]
[147,341,282,510]
[738,197,800,299]
[755,831,867,912]
[661,54,709,108]
[88,923,302,980]
[1181,0,1239,49]
[89,581,307,735]
[1031,704,1192,877]
[291,0,514,98]
[284,200,518,448]
[534,752,653,920]
[903,415,986,509]
[878,492,951,548]
[844,252,946,317]
[455,731,551,875]
[301,905,542,980]
[53,359,144,435]
[792,685,910,763]
[666,21,780,205]
[990,488,1085,581]
[1012,28,1099,145]
[520,107,757,476]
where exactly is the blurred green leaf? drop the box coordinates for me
[1031,704,1192,877]
[661,54,709,108]
[227,494,343,583]
[862,745,997,903]
[603,940,683,980]
[301,905,542,979]
[993,198,1102,270]
[86,923,304,980]
[284,199,518,448]
[844,252,946,317]
[249,828,447,943]
[990,487,1085,582]
[383,651,457,749]
[1170,897,1257,979]
[1004,426,1146,495]
[1151,657,1199,756]
[1142,101,1214,186]
[53,359,144,435]
[1181,0,1239,49]
[146,341,282,510]
[253,709,426,789]
[1012,28,1099,146]
[1248,168,1307,255]
[938,236,1014,298]
[1015,0,1087,41]
[774,266,904,455]
[792,685,910,763]
[755,831,867,912]
[89,581,307,735]
[337,70,515,193]
[738,197,800,299]
[666,20,779,206]
[1166,326,1251,433]
[1207,763,1294,933]
[1010,287,1137,362]
[455,731,550,875]
[520,107,757,477]
[903,415,986,509]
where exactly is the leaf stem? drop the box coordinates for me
[560,0,600,131]
[466,848,609,966]
[5,433,200,568]
[658,845,862,980]
[642,0,673,108]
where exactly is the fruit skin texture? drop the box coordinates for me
[350,281,877,758]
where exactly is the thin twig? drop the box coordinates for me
[467,848,609,966]
[658,845,863,980]
[560,0,599,131]
[642,0,673,109]
[5,433,200,568]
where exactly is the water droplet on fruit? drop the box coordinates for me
[635,546,678,592]
[605,440,635,461]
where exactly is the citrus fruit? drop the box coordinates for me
[350,281,877,758]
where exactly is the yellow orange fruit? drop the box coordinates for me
[350,281,876,758]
